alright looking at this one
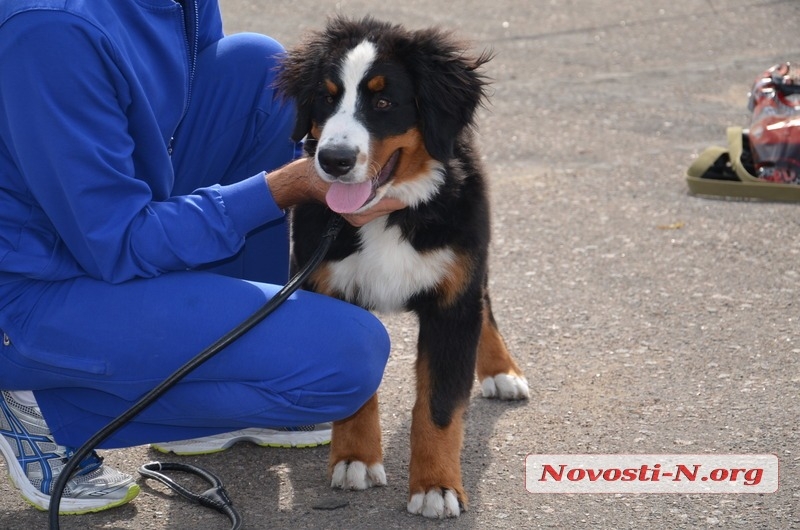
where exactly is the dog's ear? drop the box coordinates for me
[410,30,492,162]
[275,42,325,142]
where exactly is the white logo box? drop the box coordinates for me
[525,454,779,494]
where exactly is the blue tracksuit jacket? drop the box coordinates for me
[0,0,283,290]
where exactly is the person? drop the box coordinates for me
[0,0,402,515]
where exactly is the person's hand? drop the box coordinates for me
[266,158,407,224]
[265,158,327,209]
[341,196,407,227]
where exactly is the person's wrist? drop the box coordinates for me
[265,158,323,209]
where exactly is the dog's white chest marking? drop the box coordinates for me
[328,219,455,312]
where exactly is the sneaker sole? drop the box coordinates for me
[150,428,332,456]
[19,481,141,515]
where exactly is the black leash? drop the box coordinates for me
[139,461,242,530]
[48,213,344,530]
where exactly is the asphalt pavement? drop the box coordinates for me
[1,0,799,528]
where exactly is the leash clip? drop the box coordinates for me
[139,461,242,530]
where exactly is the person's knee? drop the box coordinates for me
[221,33,295,139]
[217,32,286,70]
[201,32,287,103]
[328,308,391,416]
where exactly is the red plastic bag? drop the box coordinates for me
[747,63,800,184]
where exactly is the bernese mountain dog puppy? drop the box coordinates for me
[277,15,529,518]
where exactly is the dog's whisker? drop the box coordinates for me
[368,160,382,182]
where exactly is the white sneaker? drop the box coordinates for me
[0,390,140,514]
[150,424,332,456]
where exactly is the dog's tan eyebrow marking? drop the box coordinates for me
[324,79,338,95]
[367,75,386,92]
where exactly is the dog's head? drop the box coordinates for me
[276,16,491,214]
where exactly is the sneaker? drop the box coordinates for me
[150,423,332,456]
[0,390,140,514]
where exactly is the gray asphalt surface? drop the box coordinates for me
[2,0,799,528]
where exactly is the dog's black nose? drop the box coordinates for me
[318,147,358,177]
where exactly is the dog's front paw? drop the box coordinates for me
[407,488,462,518]
[480,373,529,400]
[330,460,386,490]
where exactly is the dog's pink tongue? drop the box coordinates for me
[325,181,373,214]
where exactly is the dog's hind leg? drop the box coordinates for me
[476,292,529,400]
[328,393,386,490]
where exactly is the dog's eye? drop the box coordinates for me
[324,94,336,105]
[374,97,392,110]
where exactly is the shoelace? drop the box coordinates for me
[62,449,104,477]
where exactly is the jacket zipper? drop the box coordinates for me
[169,0,199,156]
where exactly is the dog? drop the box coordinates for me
[276,16,529,518]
